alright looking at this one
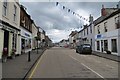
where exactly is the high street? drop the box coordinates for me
[27,47,118,79]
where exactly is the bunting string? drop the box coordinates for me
[55,2,89,22]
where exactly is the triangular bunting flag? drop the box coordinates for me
[63,6,65,9]
[56,2,59,6]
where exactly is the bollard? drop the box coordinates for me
[28,51,31,62]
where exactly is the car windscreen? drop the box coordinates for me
[82,44,91,48]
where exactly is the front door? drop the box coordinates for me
[4,30,9,55]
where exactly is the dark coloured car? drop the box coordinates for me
[76,44,92,54]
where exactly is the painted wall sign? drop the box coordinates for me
[25,33,30,37]
[21,28,32,38]
[97,34,102,39]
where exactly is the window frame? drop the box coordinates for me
[3,0,8,16]
[104,22,107,32]
[13,5,17,21]
[97,25,100,34]
[104,40,108,51]
[111,39,117,53]
[97,41,100,50]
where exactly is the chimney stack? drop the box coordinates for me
[89,14,94,23]
[101,5,107,16]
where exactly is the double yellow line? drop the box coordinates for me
[28,53,44,80]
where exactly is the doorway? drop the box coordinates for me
[3,30,9,55]
[101,40,103,52]
[21,38,25,53]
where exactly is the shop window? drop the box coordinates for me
[29,39,31,48]
[97,41,100,50]
[25,39,31,49]
[111,39,117,52]
[104,40,108,51]
[21,39,25,49]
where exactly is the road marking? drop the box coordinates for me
[69,55,78,61]
[69,55,104,79]
[81,63,104,79]
[28,52,45,80]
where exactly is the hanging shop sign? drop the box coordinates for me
[95,34,103,39]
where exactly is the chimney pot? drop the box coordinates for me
[101,4,106,16]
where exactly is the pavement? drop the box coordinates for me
[2,48,45,79]
[92,51,120,62]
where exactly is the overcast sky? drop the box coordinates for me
[20,1,118,43]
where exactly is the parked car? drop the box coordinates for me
[76,44,92,54]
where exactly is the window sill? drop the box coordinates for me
[13,21,18,25]
[2,15,9,20]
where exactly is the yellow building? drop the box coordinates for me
[0,0,20,59]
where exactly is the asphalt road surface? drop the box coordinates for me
[28,47,118,79]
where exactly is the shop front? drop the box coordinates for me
[95,30,119,56]
[0,21,20,59]
[21,28,32,53]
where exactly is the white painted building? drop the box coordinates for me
[78,23,95,51]
[94,9,120,56]
[69,31,78,48]
[59,39,69,47]
[78,15,95,51]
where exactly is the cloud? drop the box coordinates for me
[19,0,119,2]
[20,2,118,42]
